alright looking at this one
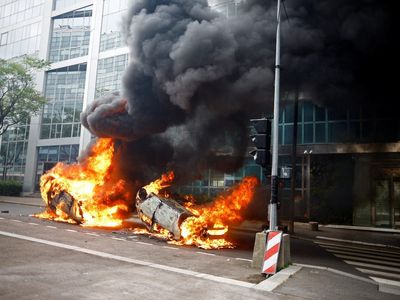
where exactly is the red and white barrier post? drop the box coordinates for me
[261,230,283,275]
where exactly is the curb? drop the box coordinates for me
[253,265,302,292]
[323,224,400,234]
[370,277,400,296]
[292,263,376,285]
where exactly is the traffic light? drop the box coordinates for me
[249,118,272,167]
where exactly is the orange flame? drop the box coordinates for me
[36,137,259,249]
[140,174,259,249]
[174,176,259,249]
[36,138,131,227]
[143,171,174,195]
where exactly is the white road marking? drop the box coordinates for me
[356,268,400,281]
[11,219,22,223]
[315,241,400,256]
[325,249,400,262]
[369,276,400,287]
[320,244,400,258]
[162,246,178,250]
[0,230,255,289]
[293,263,376,284]
[46,226,57,229]
[111,237,126,241]
[0,217,4,220]
[317,240,400,285]
[65,229,77,233]
[85,233,100,237]
[196,251,216,256]
[235,258,252,262]
[316,236,400,250]
[136,241,153,246]
[335,254,400,267]
[344,260,400,273]
[28,223,39,226]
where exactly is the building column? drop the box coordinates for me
[79,0,104,154]
[22,0,53,193]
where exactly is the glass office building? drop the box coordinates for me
[0,0,399,228]
[0,0,130,187]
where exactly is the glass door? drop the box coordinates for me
[394,180,400,228]
[373,180,391,227]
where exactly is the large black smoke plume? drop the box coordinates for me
[81,0,398,185]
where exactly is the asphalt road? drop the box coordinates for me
[1,201,399,299]
[0,202,283,300]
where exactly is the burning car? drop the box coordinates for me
[40,175,83,224]
[135,188,194,240]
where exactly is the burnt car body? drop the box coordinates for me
[42,176,83,223]
[135,188,193,240]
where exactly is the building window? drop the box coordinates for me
[0,21,41,59]
[53,0,81,11]
[0,32,8,45]
[95,54,128,97]
[41,64,86,139]
[49,6,92,62]
[0,120,30,182]
[0,0,43,29]
[35,144,79,188]
[100,0,129,52]
[328,122,347,143]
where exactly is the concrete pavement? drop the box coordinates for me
[275,266,397,300]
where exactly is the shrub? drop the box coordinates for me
[0,180,22,196]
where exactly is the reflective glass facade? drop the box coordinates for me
[0,121,29,181]
[0,0,44,181]
[35,144,79,187]
[0,0,43,59]
[49,6,92,62]
[0,21,41,59]
[40,64,87,140]
[53,0,82,11]
[95,54,128,97]
[100,0,128,52]
[279,102,400,145]
[176,158,267,197]
[0,0,43,28]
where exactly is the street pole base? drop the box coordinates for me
[251,232,292,271]
[251,232,267,269]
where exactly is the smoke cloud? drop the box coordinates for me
[81,0,398,184]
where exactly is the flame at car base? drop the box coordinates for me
[35,138,259,249]
[35,138,131,227]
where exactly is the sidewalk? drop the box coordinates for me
[272,265,399,300]
[233,220,400,249]
[292,222,400,249]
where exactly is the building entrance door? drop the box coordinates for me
[373,178,400,228]
[393,180,400,228]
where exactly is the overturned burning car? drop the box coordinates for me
[40,175,84,224]
[135,188,194,240]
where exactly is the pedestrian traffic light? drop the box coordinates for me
[249,118,272,167]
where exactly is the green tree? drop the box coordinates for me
[0,56,49,136]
